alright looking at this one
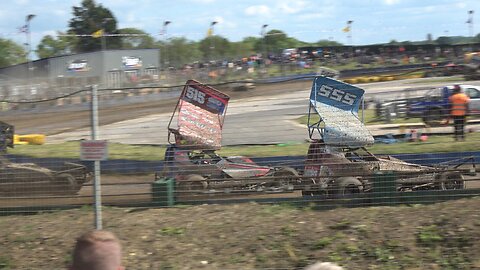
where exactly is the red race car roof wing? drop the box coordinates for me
[168,80,230,150]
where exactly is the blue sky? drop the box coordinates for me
[0,0,478,57]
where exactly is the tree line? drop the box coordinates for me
[1,0,479,69]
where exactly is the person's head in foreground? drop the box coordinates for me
[70,230,124,270]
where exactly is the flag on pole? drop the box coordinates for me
[92,29,104,38]
[207,27,213,37]
[207,21,217,37]
[343,20,353,32]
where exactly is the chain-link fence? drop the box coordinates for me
[0,75,479,269]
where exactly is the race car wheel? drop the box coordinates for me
[177,174,208,193]
[272,167,299,191]
[336,177,363,196]
[55,173,79,195]
[438,173,465,190]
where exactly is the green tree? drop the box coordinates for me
[68,0,120,52]
[36,31,77,58]
[436,36,452,45]
[163,37,201,68]
[119,28,155,49]
[198,36,230,61]
[0,38,27,68]
[264,30,298,54]
[315,40,343,46]
[229,37,258,59]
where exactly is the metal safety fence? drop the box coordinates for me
[0,76,479,270]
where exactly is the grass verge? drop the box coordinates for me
[8,132,480,160]
[296,109,423,126]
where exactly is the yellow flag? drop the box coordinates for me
[207,27,213,37]
[342,26,350,33]
[92,29,104,38]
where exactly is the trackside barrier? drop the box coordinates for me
[151,178,175,206]
[5,151,480,174]
[372,171,397,206]
[369,173,480,207]
[146,172,479,209]
[0,173,478,214]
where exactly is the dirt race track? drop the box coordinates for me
[3,81,312,135]
[1,173,479,209]
[2,80,480,269]
[1,81,313,208]
[1,79,479,208]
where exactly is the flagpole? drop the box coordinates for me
[162,21,171,70]
[261,24,268,70]
[347,20,353,45]
[209,21,218,61]
[467,10,474,37]
[101,18,113,51]
[25,14,35,91]
[209,21,218,82]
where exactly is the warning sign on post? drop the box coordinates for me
[80,140,108,161]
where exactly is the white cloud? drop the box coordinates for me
[277,0,309,14]
[190,0,216,3]
[14,0,29,4]
[126,12,136,23]
[41,30,57,37]
[297,13,326,20]
[383,0,401,5]
[244,5,271,17]
[52,9,68,17]
[455,2,467,9]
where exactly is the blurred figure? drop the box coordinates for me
[449,85,470,141]
[70,230,124,270]
[304,261,344,270]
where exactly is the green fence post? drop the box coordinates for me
[372,171,397,206]
[152,178,175,206]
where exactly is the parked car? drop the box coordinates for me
[374,84,480,126]
[406,84,480,126]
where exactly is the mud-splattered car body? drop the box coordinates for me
[0,121,90,196]
[157,80,299,194]
[301,76,476,196]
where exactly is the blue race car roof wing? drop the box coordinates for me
[307,76,374,147]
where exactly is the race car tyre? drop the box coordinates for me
[177,174,208,193]
[55,173,79,195]
[272,167,300,191]
[438,173,465,190]
[336,177,363,196]
[301,188,326,197]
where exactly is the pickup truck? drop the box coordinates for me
[406,84,480,126]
